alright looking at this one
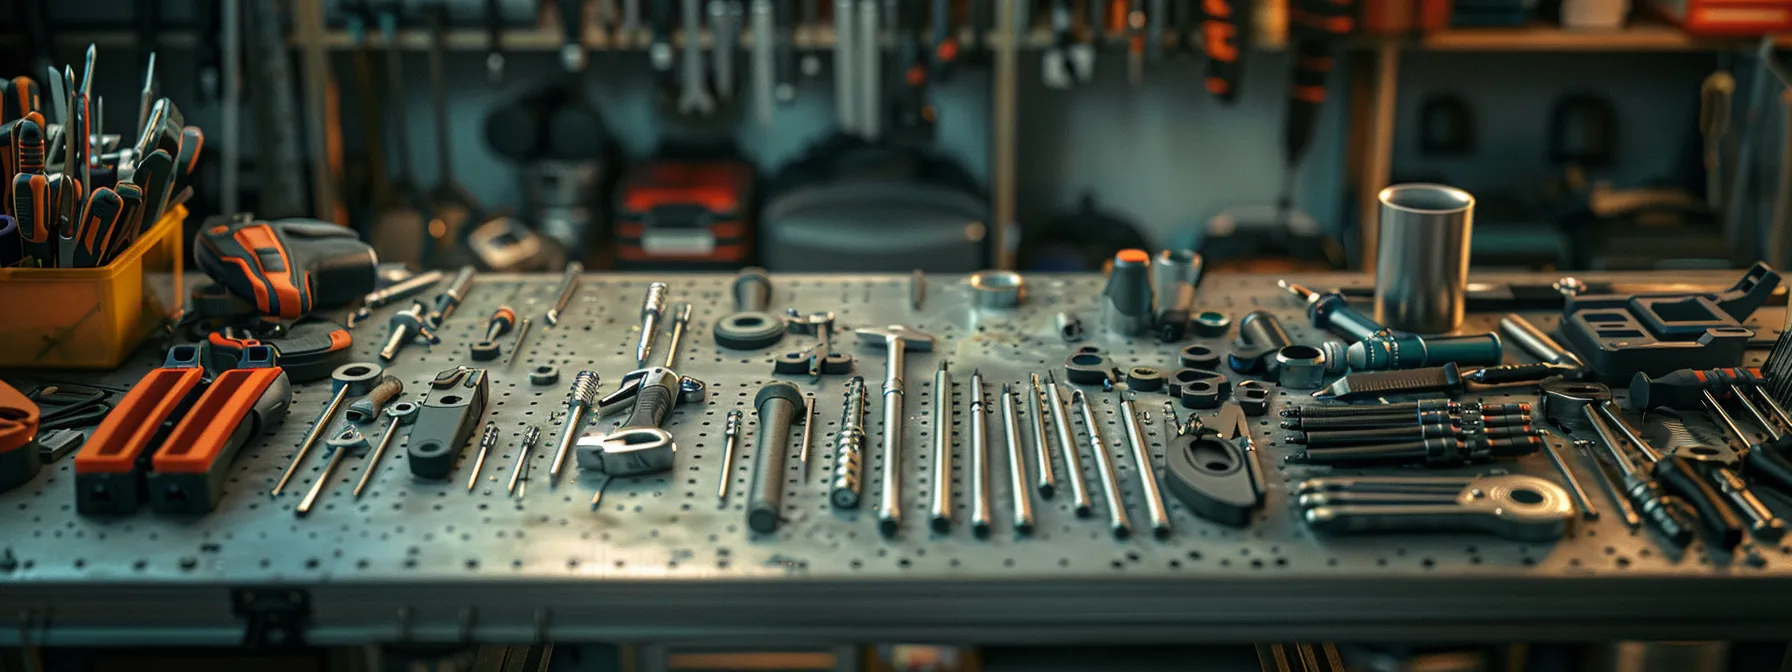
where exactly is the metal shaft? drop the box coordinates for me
[798,397,816,480]
[1574,439,1642,527]
[467,422,497,491]
[636,282,668,367]
[968,371,992,537]
[1045,376,1093,517]
[1119,394,1171,538]
[507,426,541,496]
[875,338,908,536]
[505,317,533,367]
[1073,389,1132,539]
[354,414,404,498]
[930,362,953,532]
[364,269,445,308]
[1000,384,1035,535]
[378,323,411,361]
[719,409,743,502]
[1542,439,1600,520]
[544,262,583,325]
[1749,385,1792,431]
[549,371,601,483]
[1732,389,1785,441]
[295,440,348,515]
[1499,313,1585,371]
[1704,390,1755,446]
[273,386,351,495]
[1028,374,1057,499]
[664,302,693,367]
[830,376,869,508]
[1711,465,1786,541]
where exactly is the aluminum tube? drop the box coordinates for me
[1374,184,1474,333]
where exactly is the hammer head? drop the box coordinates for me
[855,325,935,352]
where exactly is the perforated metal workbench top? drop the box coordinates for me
[5,271,1792,646]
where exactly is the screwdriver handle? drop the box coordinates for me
[1744,446,1792,496]
[1654,456,1744,549]
[1629,368,1762,411]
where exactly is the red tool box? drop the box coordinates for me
[1649,0,1792,35]
[612,159,756,269]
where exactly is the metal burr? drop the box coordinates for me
[829,376,869,509]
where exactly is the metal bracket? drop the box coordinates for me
[231,587,311,649]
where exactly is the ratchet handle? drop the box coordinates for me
[1654,456,1744,549]
[618,376,677,431]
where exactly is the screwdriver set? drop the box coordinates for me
[0,46,202,269]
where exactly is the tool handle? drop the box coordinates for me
[1655,456,1743,548]
[1633,485,1697,548]
[1465,362,1571,385]
[618,375,677,431]
[748,384,803,533]
[1744,446,1792,495]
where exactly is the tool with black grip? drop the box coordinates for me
[1537,380,1696,547]
[1229,311,1294,375]
[194,215,378,319]
[748,382,804,534]
[131,148,175,229]
[1280,280,1390,342]
[1699,386,1792,500]
[1275,0,1355,229]
[1627,367,1762,412]
[1202,0,1245,103]
[576,367,707,486]
[355,400,419,499]
[70,187,123,267]
[1593,397,1743,550]
[408,367,490,480]
[1164,401,1263,527]
[205,318,354,384]
[14,172,53,264]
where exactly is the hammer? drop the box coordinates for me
[856,324,936,536]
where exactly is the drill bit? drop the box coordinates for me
[664,302,694,367]
[549,371,601,484]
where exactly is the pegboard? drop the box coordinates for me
[6,271,1792,645]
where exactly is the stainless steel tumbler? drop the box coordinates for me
[1374,184,1475,333]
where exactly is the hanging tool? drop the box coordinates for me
[830,376,869,508]
[680,0,718,115]
[999,383,1036,535]
[544,261,584,326]
[270,362,385,496]
[856,0,882,139]
[245,0,306,217]
[1120,393,1171,538]
[1073,389,1133,539]
[370,2,431,268]
[1276,0,1356,228]
[747,382,803,533]
[557,0,587,73]
[968,370,993,537]
[1701,66,1735,210]
[752,0,778,124]
[718,409,743,502]
[930,362,954,532]
[408,367,491,480]
[1296,475,1574,541]
[856,325,936,536]
[484,0,507,84]
[1203,0,1245,103]
[1028,374,1057,498]
[1045,374,1094,517]
[548,371,601,484]
[710,0,743,101]
[506,425,541,497]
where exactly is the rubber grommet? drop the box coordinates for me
[1192,311,1231,338]
[469,341,501,361]
[714,311,786,350]
[529,365,561,386]
[1125,366,1166,392]
[1178,344,1222,371]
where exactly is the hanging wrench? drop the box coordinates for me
[680,0,717,115]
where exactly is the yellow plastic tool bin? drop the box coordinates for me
[0,205,187,368]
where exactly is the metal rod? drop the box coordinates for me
[969,370,992,537]
[930,362,954,533]
[1542,439,1600,520]
[797,397,816,480]
[273,386,351,495]
[507,427,541,496]
[295,440,347,515]
[544,261,583,325]
[875,340,908,536]
[1119,393,1171,538]
[664,302,693,368]
[466,422,497,491]
[1073,389,1132,539]
[1750,385,1792,431]
[354,413,404,498]
[504,317,532,367]
[635,282,667,368]
[1028,374,1057,499]
[549,371,600,484]
[1045,375,1093,517]
[719,409,743,502]
[1000,383,1035,535]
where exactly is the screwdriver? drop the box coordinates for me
[13,173,51,265]
[1628,367,1761,412]
[1277,0,1356,229]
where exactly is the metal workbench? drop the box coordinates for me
[5,271,1792,646]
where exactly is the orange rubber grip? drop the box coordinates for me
[75,367,205,474]
[153,367,286,474]
[0,380,40,455]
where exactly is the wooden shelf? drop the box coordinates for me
[1405,23,1778,52]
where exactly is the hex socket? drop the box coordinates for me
[1374,184,1474,333]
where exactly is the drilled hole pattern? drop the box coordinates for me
[3,273,1787,586]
